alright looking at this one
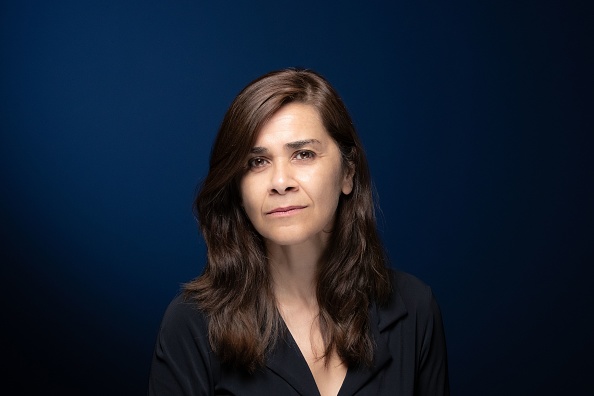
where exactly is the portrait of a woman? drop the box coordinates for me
[148,68,449,395]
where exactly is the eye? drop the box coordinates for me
[294,150,316,161]
[247,157,269,169]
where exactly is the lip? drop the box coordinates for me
[266,206,307,216]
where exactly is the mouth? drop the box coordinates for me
[266,206,307,216]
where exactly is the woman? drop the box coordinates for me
[148,68,449,395]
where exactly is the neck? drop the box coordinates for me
[266,240,325,307]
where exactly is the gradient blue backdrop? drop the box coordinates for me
[1,1,592,394]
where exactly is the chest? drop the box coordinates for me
[212,321,417,396]
[283,313,347,396]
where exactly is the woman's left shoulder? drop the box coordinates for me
[384,268,442,317]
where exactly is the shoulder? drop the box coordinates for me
[149,292,217,394]
[158,292,209,336]
[377,268,442,330]
[374,271,450,394]
[389,268,434,308]
[161,292,206,327]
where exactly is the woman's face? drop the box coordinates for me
[239,103,353,248]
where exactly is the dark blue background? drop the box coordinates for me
[1,1,592,394]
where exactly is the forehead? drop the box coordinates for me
[253,103,331,146]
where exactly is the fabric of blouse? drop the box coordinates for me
[147,269,450,396]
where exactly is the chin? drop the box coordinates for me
[265,236,308,247]
[262,229,328,248]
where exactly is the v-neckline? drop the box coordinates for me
[264,316,348,395]
[283,322,347,396]
[265,301,402,396]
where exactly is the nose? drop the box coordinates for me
[269,162,297,195]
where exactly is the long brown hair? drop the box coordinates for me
[184,68,391,372]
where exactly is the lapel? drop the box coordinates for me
[266,326,321,396]
[264,288,408,396]
[338,287,408,396]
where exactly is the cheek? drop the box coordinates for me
[239,176,253,203]
[239,180,261,218]
[314,167,344,208]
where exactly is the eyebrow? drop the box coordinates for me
[250,139,322,154]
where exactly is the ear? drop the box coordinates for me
[341,162,355,195]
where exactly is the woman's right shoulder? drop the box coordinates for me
[158,291,209,336]
[149,291,217,394]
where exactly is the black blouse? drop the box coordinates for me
[148,269,450,395]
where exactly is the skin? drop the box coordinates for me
[239,103,354,396]
[240,102,353,249]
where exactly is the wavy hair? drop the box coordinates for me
[184,68,391,372]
